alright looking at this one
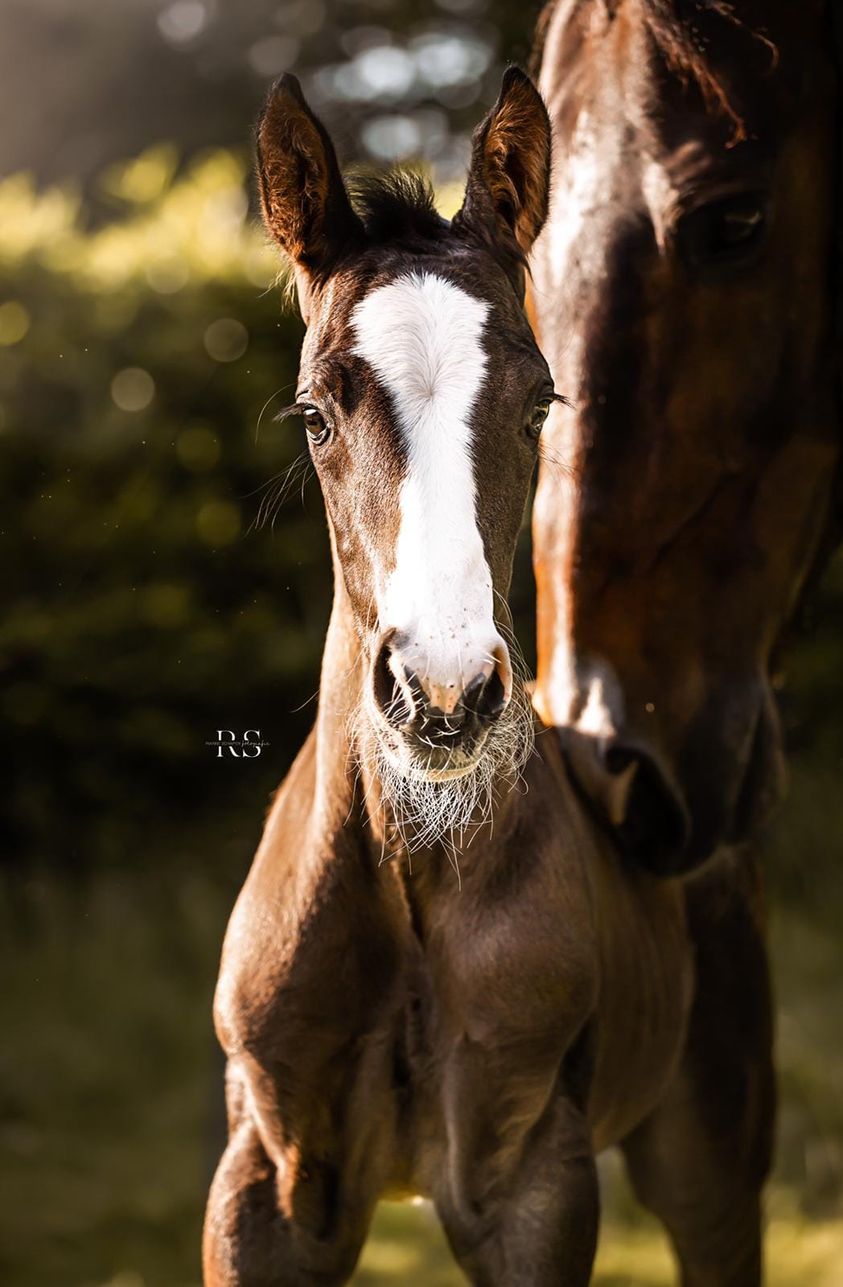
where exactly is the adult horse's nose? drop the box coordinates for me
[563,731,691,875]
[372,633,512,742]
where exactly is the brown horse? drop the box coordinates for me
[202,70,767,1287]
[531,0,840,873]
[525,2,837,1277]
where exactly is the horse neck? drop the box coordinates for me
[311,563,365,807]
[310,549,400,851]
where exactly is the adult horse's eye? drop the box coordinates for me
[678,194,767,271]
[301,406,330,446]
[526,399,553,442]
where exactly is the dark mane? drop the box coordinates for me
[641,0,771,141]
[531,0,777,142]
[349,171,449,249]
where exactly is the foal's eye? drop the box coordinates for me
[677,193,768,272]
[301,405,331,446]
[526,398,553,442]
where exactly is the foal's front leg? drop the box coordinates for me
[203,1055,391,1286]
[204,1115,369,1287]
[464,1095,598,1287]
[434,1046,599,1286]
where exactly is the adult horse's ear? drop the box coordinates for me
[256,75,364,303]
[453,67,552,273]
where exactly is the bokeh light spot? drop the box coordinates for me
[157,0,207,45]
[0,301,30,346]
[111,367,155,412]
[101,144,178,205]
[411,33,492,88]
[203,318,248,363]
[248,35,300,78]
[145,257,189,294]
[196,500,241,546]
[243,244,278,290]
[362,115,422,162]
[354,46,415,99]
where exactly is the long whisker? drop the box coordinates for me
[247,452,313,533]
[538,443,578,483]
[255,384,295,444]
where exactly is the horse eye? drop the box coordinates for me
[526,399,552,442]
[678,194,767,271]
[301,406,330,446]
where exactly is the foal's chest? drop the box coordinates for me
[392,841,693,1174]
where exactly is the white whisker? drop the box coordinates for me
[348,672,534,865]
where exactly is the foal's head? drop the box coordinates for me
[258,71,554,840]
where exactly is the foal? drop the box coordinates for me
[204,71,696,1286]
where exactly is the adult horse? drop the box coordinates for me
[531,0,840,872]
[527,2,837,1277]
[202,69,762,1286]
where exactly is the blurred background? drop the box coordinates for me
[0,0,840,1283]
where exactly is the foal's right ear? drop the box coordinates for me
[453,67,552,283]
[256,75,363,293]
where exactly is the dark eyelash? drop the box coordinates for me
[273,402,307,424]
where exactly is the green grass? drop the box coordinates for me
[1,788,841,1287]
[355,1203,843,1286]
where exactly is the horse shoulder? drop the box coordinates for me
[213,727,410,1073]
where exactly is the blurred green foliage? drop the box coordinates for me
[0,151,332,864]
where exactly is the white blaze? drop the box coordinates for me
[351,271,505,699]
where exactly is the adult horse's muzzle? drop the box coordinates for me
[563,728,692,874]
[559,675,787,875]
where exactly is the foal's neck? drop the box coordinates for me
[312,579,365,795]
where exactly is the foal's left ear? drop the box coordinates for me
[453,67,552,272]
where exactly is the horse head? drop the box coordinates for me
[258,69,555,843]
[532,0,840,871]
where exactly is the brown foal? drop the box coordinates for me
[203,69,769,1286]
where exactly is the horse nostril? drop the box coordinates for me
[604,745,637,776]
[372,635,511,741]
[462,669,507,724]
[372,639,413,728]
[600,742,691,875]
